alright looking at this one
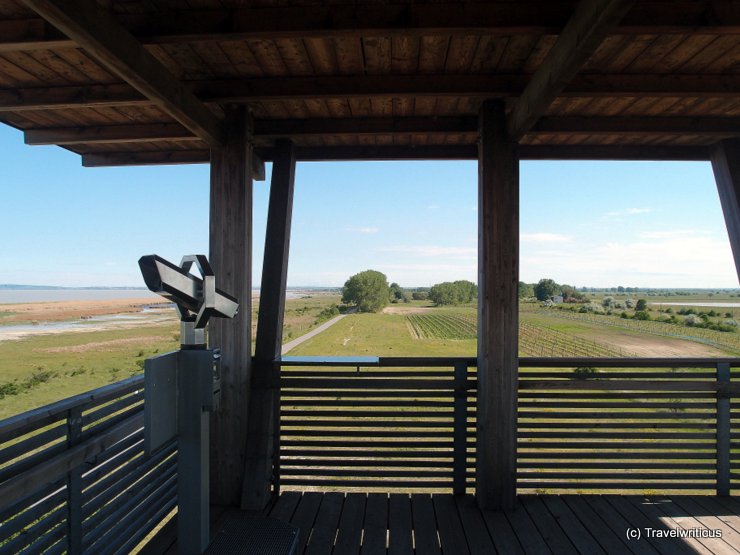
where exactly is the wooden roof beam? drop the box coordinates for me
[2,2,740,52]
[81,148,265,180]
[532,116,740,137]
[26,116,740,146]
[19,0,225,147]
[80,144,710,166]
[27,117,479,145]
[24,122,197,145]
[507,0,635,141]
[3,74,740,113]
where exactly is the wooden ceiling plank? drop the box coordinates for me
[20,0,224,146]
[3,3,740,53]
[362,36,392,74]
[3,72,740,114]
[42,114,740,147]
[507,0,636,141]
[418,36,449,74]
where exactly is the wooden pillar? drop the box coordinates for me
[710,139,740,282]
[208,106,253,507]
[477,100,519,510]
[241,140,296,510]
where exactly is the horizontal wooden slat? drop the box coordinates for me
[519,431,715,439]
[0,423,66,466]
[0,414,143,503]
[0,376,143,444]
[517,482,712,489]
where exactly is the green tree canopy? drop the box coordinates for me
[518,282,535,298]
[342,270,390,312]
[429,280,478,306]
[534,278,561,301]
[389,282,410,303]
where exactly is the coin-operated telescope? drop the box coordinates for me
[139,254,237,554]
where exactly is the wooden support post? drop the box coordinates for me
[710,139,740,282]
[242,140,296,510]
[716,362,731,496]
[477,100,519,510]
[208,106,253,507]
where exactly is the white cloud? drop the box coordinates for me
[521,232,737,288]
[347,226,379,234]
[639,229,709,240]
[605,207,652,217]
[521,233,572,244]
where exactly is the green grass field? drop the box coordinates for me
[2,291,739,418]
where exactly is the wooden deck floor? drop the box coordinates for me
[263,493,740,555]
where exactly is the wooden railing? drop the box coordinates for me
[0,376,176,555]
[2,355,738,553]
[278,356,740,495]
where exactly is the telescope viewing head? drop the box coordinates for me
[138,254,239,348]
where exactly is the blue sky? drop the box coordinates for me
[0,123,737,289]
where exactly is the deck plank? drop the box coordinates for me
[482,507,526,555]
[614,495,708,555]
[411,494,441,555]
[334,493,367,555]
[269,491,302,522]
[712,496,740,518]
[580,496,659,555]
[520,495,576,555]
[541,495,606,554]
[670,496,740,551]
[561,495,634,555]
[388,494,413,555]
[306,492,345,555]
[433,494,470,555]
[689,496,740,534]
[603,495,688,555]
[638,496,738,555]
[504,499,550,555]
[290,492,323,554]
[253,493,740,555]
[362,493,388,555]
[455,495,495,555]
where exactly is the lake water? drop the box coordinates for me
[0,289,308,303]
[0,289,160,303]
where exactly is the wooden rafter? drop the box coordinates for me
[80,144,711,167]
[532,116,740,137]
[19,0,225,147]
[28,116,740,146]
[3,74,739,114]
[507,0,635,141]
[2,2,739,52]
[27,117,477,145]
[24,123,196,145]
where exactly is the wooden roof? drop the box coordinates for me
[1,0,739,164]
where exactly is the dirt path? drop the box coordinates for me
[281,314,347,354]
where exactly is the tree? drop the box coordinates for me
[389,282,410,303]
[518,281,534,299]
[635,299,648,311]
[342,270,390,312]
[534,279,560,301]
[429,280,478,306]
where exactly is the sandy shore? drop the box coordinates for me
[0,298,170,324]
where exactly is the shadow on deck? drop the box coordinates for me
[150,493,740,554]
